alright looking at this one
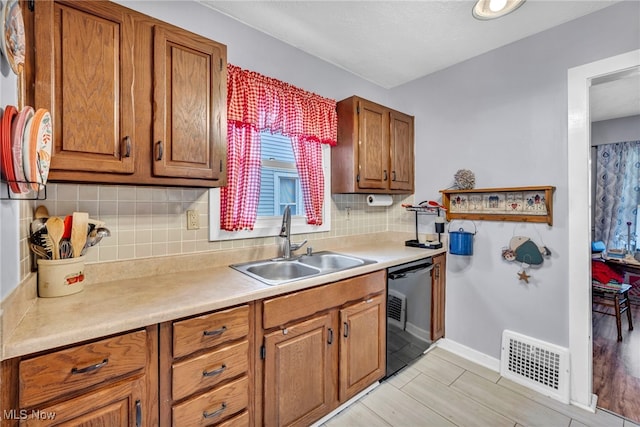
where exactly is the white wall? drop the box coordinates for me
[0,54,20,300]
[116,1,391,105]
[592,115,640,146]
[391,0,640,360]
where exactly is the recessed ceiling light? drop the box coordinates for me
[473,0,526,20]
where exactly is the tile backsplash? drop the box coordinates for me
[19,184,417,282]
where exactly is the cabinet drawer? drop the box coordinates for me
[19,330,147,408]
[173,305,249,358]
[263,270,385,329]
[172,375,249,427]
[172,340,249,401]
[217,410,249,427]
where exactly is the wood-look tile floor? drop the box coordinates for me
[323,347,640,427]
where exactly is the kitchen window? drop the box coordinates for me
[209,134,331,241]
[210,64,336,241]
[258,132,305,217]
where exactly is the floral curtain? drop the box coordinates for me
[221,64,337,231]
[594,141,640,251]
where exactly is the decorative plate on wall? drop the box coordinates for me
[1,0,25,74]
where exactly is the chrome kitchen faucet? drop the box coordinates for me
[278,205,307,259]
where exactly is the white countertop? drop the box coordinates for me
[2,243,445,360]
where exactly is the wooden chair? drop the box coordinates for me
[592,282,634,341]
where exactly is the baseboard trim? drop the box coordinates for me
[570,393,597,413]
[435,338,500,373]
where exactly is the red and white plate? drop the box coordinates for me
[1,105,18,192]
[31,108,52,189]
[11,105,31,192]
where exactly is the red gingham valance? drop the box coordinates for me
[227,64,337,146]
[221,65,336,231]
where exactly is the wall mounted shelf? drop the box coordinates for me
[440,186,555,226]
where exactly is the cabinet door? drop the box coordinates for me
[357,99,389,190]
[263,314,335,427]
[389,110,414,192]
[431,254,446,341]
[35,0,135,174]
[339,293,386,402]
[22,377,145,427]
[153,25,227,181]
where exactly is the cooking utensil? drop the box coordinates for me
[71,212,88,258]
[34,205,49,219]
[59,239,72,259]
[45,216,64,260]
[62,215,72,239]
[82,226,111,256]
[29,242,50,259]
[30,217,47,234]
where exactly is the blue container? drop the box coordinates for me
[449,221,476,256]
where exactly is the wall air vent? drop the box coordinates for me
[387,289,406,329]
[500,330,570,404]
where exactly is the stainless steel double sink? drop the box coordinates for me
[230,251,377,286]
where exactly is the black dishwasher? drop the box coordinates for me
[385,257,434,379]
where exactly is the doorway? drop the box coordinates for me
[567,49,640,413]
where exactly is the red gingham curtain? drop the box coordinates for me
[221,64,337,231]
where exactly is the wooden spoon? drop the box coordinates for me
[34,205,49,219]
[45,217,64,260]
[71,212,89,258]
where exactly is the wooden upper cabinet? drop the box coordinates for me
[35,0,135,174]
[357,101,389,190]
[29,0,227,187]
[389,110,414,191]
[333,96,414,194]
[152,25,226,181]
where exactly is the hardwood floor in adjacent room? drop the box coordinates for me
[593,302,640,423]
[322,347,639,427]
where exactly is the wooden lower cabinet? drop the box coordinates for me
[431,253,447,341]
[21,377,145,427]
[0,269,398,427]
[160,303,253,427]
[339,293,386,402]
[263,313,335,427]
[258,271,386,427]
[0,326,158,427]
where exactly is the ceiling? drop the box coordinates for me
[199,0,639,121]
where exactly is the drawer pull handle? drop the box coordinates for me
[71,358,109,374]
[135,399,142,427]
[123,136,131,158]
[203,364,227,377]
[203,325,227,337]
[203,402,227,419]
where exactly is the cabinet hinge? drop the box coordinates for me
[220,58,223,72]
[356,174,360,183]
[27,0,34,11]
[260,345,266,359]
[356,105,360,114]
[220,159,223,172]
